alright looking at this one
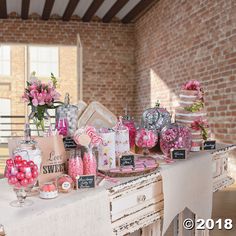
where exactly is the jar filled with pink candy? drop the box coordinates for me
[135,128,158,155]
[160,123,192,157]
[83,148,97,175]
[68,149,83,183]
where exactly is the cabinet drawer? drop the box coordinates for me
[111,179,163,222]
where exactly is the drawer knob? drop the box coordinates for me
[137,195,146,203]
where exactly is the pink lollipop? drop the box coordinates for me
[85,126,103,147]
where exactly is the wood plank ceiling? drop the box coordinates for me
[0,0,157,23]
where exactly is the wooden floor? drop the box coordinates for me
[164,183,236,236]
[210,184,236,236]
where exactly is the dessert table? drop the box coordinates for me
[0,144,235,236]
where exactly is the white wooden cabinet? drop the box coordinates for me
[107,145,235,236]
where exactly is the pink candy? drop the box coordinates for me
[160,124,192,157]
[135,128,158,149]
[123,120,136,148]
[56,118,69,136]
[68,156,83,182]
[83,150,97,175]
[86,126,103,147]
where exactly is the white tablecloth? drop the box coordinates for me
[160,151,213,234]
[0,181,112,236]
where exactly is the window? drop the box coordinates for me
[29,46,59,77]
[0,45,11,76]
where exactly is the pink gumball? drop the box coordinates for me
[22,160,28,166]
[32,170,38,178]
[28,177,35,184]
[16,172,25,180]
[31,165,38,171]
[10,176,18,184]
[20,178,29,187]
[6,159,13,166]
[14,155,22,162]
[27,161,35,166]
[25,172,32,179]
[10,167,18,176]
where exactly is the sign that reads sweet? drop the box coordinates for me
[171,149,187,160]
[76,175,96,189]
[203,140,216,150]
[120,155,135,167]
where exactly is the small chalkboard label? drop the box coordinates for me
[171,149,187,160]
[120,155,135,167]
[63,137,77,149]
[76,175,96,189]
[203,140,216,150]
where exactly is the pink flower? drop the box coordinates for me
[22,93,29,102]
[29,84,38,91]
[32,98,38,107]
[182,80,201,91]
[191,117,209,131]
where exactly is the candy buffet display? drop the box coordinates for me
[175,80,209,151]
[56,93,78,136]
[39,182,58,199]
[160,123,192,157]
[135,128,158,155]
[141,102,171,132]
[5,155,39,207]
[56,174,74,193]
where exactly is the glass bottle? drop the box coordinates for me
[83,147,97,175]
[68,149,83,182]
[55,113,69,137]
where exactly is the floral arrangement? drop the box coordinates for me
[22,72,61,132]
[182,80,204,99]
[184,100,204,112]
[191,117,209,140]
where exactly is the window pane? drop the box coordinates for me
[29,46,59,77]
[0,45,10,76]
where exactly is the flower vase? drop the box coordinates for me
[29,106,51,136]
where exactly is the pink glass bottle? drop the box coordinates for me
[56,113,69,137]
[68,149,83,182]
[83,148,97,175]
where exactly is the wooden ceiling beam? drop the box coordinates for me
[0,0,7,19]
[21,0,30,20]
[42,0,55,20]
[82,0,104,22]
[63,0,80,21]
[122,0,157,23]
[102,0,129,23]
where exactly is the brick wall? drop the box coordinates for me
[134,0,236,143]
[0,19,135,115]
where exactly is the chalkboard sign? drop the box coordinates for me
[203,140,216,150]
[171,149,187,160]
[63,137,77,149]
[76,175,95,189]
[120,155,135,167]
